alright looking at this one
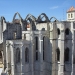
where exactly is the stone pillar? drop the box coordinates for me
[21,45,24,75]
[52,40,57,75]
[11,43,15,75]
[39,31,43,75]
[51,22,58,75]
[71,22,74,75]
[59,27,65,75]
[6,43,11,75]
[30,31,34,75]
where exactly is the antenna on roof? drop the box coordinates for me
[63,9,64,20]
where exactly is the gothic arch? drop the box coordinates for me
[65,28,69,35]
[25,14,36,21]
[50,17,59,22]
[37,13,50,22]
[13,12,23,23]
[1,16,6,22]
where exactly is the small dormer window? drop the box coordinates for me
[68,14,70,18]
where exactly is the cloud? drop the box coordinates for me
[50,6,59,9]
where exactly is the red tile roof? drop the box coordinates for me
[67,6,75,12]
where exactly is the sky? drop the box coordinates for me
[0,0,75,22]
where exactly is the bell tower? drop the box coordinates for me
[67,6,75,21]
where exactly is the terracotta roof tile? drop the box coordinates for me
[67,6,75,12]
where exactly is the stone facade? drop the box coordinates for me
[0,7,75,75]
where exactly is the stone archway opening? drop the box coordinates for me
[0,51,3,68]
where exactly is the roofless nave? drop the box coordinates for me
[0,6,75,75]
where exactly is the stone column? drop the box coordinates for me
[39,31,43,75]
[52,40,57,75]
[21,45,25,75]
[6,42,11,75]
[30,31,34,75]
[51,22,58,75]
[11,43,15,75]
[59,27,64,75]
[71,22,74,75]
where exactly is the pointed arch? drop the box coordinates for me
[37,13,50,22]
[65,28,69,35]
[57,28,60,35]
[13,12,23,23]
[1,16,6,22]
[50,17,59,22]
[25,14,36,21]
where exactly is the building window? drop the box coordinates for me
[64,48,69,62]
[16,48,20,63]
[65,28,69,35]
[43,37,45,60]
[35,37,38,50]
[56,48,60,61]
[68,14,70,18]
[71,13,73,18]
[57,28,60,35]
[13,32,17,39]
[25,47,29,62]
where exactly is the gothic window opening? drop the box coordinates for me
[35,36,38,61]
[16,48,20,63]
[25,47,29,62]
[36,52,38,60]
[56,48,60,61]
[57,28,60,35]
[0,51,2,62]
[65,28,69,35]
[35,37,38,50]
[0,51,2,58]
[64,48,69,62]
[43,37,45,60]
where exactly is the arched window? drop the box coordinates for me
[43,37,45,60]
[16,48,20,63]
[35,37,38,50]
[57,28,60,35]
[65,28,69,35]
[64,48,69,62]
[56,48,60,61]
[0,51,2,58]
[25,47,29,62]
